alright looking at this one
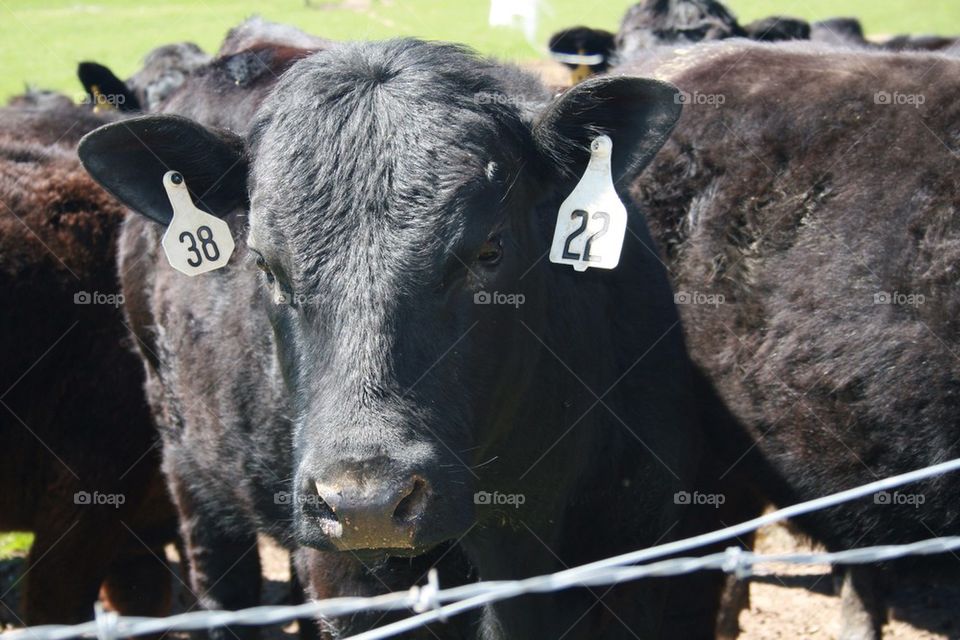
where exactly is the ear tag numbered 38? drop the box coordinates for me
[549,135,627,272]
[160,170,235,276]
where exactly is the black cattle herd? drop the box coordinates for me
[1,1,959,639]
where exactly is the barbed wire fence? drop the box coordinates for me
[4,456,960,640]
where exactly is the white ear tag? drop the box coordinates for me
[160,170,236,276]
[549,135,627,272]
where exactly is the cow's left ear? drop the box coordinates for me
[78,114,248,226]
[532,76,682,184]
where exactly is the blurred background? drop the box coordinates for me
[2,0,960,102]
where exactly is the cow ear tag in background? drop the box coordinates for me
[160,170,235,276]
[549,135,627,272]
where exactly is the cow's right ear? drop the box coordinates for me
[78,115,248,226]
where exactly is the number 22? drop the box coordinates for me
[561,210,610,262]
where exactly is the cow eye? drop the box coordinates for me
[254,253,275,284]
[251,250,291,305]
[478,235,503,265]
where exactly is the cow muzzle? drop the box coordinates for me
[301,470,432,552]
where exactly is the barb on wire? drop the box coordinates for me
[3,457,959,640]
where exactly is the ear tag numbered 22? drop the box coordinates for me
[549,135,627,272]
[160,170,235,276]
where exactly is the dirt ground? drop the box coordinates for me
[3,522,957,638]
[740,525,959,640]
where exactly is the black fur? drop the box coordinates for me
[743,16,811,42]
[614,0,746,62]
[78,43,210,113]
[0,97,176,624]
[810,17,868,47]
[625,40,960,639]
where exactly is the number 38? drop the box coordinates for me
[178,226,221,267]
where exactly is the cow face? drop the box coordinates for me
[79,40,680,557]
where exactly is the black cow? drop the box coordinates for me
[155,43,320,130]
[549,1,816,83]
[879,34,960,53]
[808,18,960,55]
[615,0,746,60]
[810,18,868,47]
[217,15,331,56]
[78,43,211,113]
[743,16,811,42]
[548,26,617,82]
[625,40,960,639]
[76,17,329,116]
[547,0,746,83]
[0,97,177,624]
[79,39,737,638]
[552,0,960,85]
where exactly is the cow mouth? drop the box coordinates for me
[341,545,437,562]
[320,516,439,556]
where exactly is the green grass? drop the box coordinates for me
[1,0,960,101]
[0,532,33,559]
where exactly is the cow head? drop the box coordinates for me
[616,0,747,59]
[548,27,617,82]
[78,42,211,113]
[79,40,681,557]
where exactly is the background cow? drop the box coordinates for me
[810,17,869,47]
[626,40,960,639]
[217,15,332,56]
[75,16,330,118]
[548,26,617,81]
[743,16,811,42]
[0,96,176,624]
[549,0,960,85]
[548,0,807,82]
[78,43,211,113]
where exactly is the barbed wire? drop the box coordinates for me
[4,456,959,640]
[341,536,960,640]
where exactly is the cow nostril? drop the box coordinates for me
[311,482,339,522]
[315,494,337,521]
[393,476,430,524]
